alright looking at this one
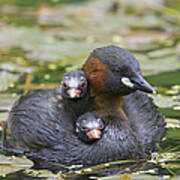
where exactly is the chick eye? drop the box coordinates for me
[81,126,88,131]
[63,82,68,89]
[99,124,104,130]
[79,82,86,89]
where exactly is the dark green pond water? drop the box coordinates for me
[0,0,179,179]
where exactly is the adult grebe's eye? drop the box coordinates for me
[114,66,121,72]
[114,66,122,75]
[116,67,120,72]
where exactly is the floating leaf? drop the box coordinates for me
[0,154,33,177]
[0,94,18,112]
[0,71,18,92]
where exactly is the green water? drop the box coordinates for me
[0,0,179,179]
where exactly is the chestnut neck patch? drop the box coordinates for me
[82,57,125,116]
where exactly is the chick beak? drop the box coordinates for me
[86,129,101,139]
[67,88,81,98]
[131,74,155,94]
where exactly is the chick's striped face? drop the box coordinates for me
[76,113,104,141]
[62,71,88,99]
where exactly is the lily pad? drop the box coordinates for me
[27,41,105,62]
[0,71,18,92]
[0,112,9,123]
[98,174,170,180]
[0,154,33,177]
[0,62,34,74]
[23,169,56,178]
[0,94,18,112]
[146,71,180,86]
[150,94,175,108]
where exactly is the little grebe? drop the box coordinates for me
[82,45,165,154]
[2,46,165,172]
